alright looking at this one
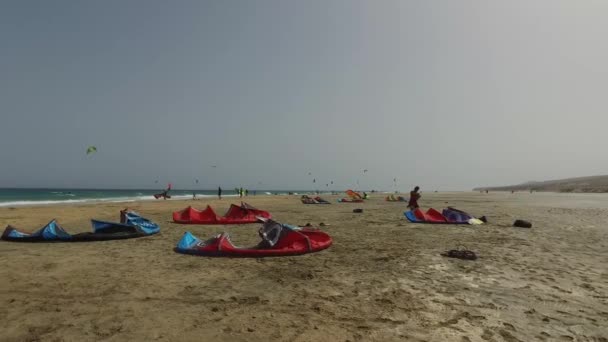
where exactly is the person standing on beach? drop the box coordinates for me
[239,187,243,198]
[408,186,421,210]
[218,186,222,200]
[245,189,249,197]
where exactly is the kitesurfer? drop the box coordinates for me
[408,186,421,210]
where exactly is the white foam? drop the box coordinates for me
[0,197,149,207]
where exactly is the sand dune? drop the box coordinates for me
[475,174,608,193]
[1,193,607,341]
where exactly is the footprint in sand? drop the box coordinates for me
[498,329,520,342]
[502,322,516,331]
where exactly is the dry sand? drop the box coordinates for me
[1,192,607,342]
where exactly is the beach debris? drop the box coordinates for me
[441,247,477,260]
[300,223,329,228]
[86,146,97,155]
[353,208,363,213]
[479,216,488,223]
[513,219,532,228]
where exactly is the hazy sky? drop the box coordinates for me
[1,1,607,190]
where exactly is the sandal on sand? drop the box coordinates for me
[441,247,477,260]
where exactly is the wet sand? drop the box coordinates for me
[1,192,607,341]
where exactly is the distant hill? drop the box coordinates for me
[474,175,608,193]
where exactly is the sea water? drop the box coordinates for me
[0,188,316,207]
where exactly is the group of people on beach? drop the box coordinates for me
[214,187,256,200]
[190,187,257,200]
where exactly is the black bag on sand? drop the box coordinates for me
[513,219,532,228]
[441,248,477,260]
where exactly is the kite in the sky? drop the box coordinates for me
[86,146,97,155]
[363,169,368,173]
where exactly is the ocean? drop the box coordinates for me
[0,188,307,207]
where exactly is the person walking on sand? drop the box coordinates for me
[408,186,421,210]
[239,187,243,198]
[218,186,222,200]
[245,189,249,197]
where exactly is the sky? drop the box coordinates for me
[1,0,607,191]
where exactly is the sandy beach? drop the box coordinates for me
[1,192,607,341]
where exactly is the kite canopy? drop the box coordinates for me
[301,195,331,204]
[346,190,363,200]
[404,208,482,225]
[86,146,97,155]
[1,210,160,242]
[174,219,332,257]
[173,202,271,224]
[337,190,364,203]
[385,194,406,202]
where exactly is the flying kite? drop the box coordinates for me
[363,169,368,173]
[195,179,199,184]
[210,165,217,168]
[86,146,97,155]
[313,178,316,183]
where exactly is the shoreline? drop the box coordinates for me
[4,189,608,209]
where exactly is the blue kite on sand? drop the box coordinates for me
[1,210,159,242]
